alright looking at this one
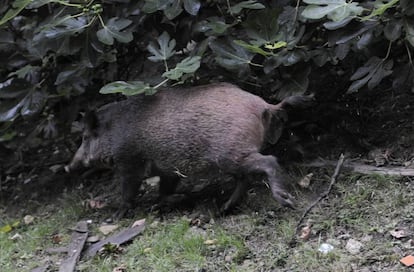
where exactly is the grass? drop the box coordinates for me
[1,173,413,271]
[0,194,83,271]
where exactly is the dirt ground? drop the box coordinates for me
[0,89,413,271]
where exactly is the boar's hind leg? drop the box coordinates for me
[242,153,295,209]
[114,159,146,218]
[158,173,180,197]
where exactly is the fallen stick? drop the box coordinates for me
[294,154,345,236]
[83,222,145,258]
[30,265,48,272]
[59,221,89,272]
[300,159,414,176]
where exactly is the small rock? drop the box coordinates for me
[144,176,160,187]
[112,264,127,272]
[132,218,146,228]
[224,255,232,262]
[298,173,313,188]
[204,239,216,245]
[345,239,363,254]
[87,235,100,243]
[326,238,341,246]
[99,224,119,235]
[403,160,412,167]
[10,233,22,240]
[241,259,255,269]
[49,164,63,173]
[185,226,207,239]
[150,220,160,228]
[389,228,408,239]
[361,235,372,242]
[299,225,311,241]
[23,215,34,225]
[318,243,334,254]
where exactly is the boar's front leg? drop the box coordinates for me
[113,156,146,219]
[241,153,295,209]
[221,175,248,213]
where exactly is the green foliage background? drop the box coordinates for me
[0,0,413,141]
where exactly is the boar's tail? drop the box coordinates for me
[264,94,314,145]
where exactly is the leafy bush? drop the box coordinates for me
[0,0,413,141]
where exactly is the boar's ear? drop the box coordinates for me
[264,109,288,145]
[83,110,99,136]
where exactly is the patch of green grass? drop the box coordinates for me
[109,219,250,271]
[2,173,412,272]
[0,194,84,271]
[99,219,206,272]
[283,174,412,271]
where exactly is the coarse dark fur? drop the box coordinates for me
[65,83,313,216]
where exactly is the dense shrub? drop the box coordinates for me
[0,0,413,141]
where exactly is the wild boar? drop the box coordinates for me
[65,83,312,216]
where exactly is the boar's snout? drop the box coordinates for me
[64,158,84,173]
[65,144,91,172]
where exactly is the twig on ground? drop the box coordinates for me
[294,154,345,237]
[83,222,145,258]
[59,221,89,272]
[300,159,414,176]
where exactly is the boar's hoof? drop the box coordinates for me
[161,193,188,205]
[111,206,133,220]
[273,191,296,209]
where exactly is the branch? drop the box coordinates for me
[294,154,345,235]
[300,159,414,176]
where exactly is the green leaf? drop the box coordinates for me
[164,0,183,20]
[26,0,55,9]
[302,0,363,22]
[330,21,378,45]
[348,56,393,93]
[0,0,32,26]
[147,31,176,62]
[35,16,88,41]
[162,56,201,80]
[400,0,414,16]
[55,69,78,85]
[142,0,171,13]
[0,131,16,142]
[99,81,156,96]
[8,65,40,81]
[233,40,272,56]
[243,9,281,45]
[264,41,287,50]
[323,17,353,30]
[361,0,399,21]
[0,224,12,233]
[0,90,46,122]
[209,39,254,76]
[404,18,414,47]
[183,0,200,15]
[194,17,232,35]
[97,17,133,45]
[229,1,265,15]
[276,66,311,99]
[384,19,402,41]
